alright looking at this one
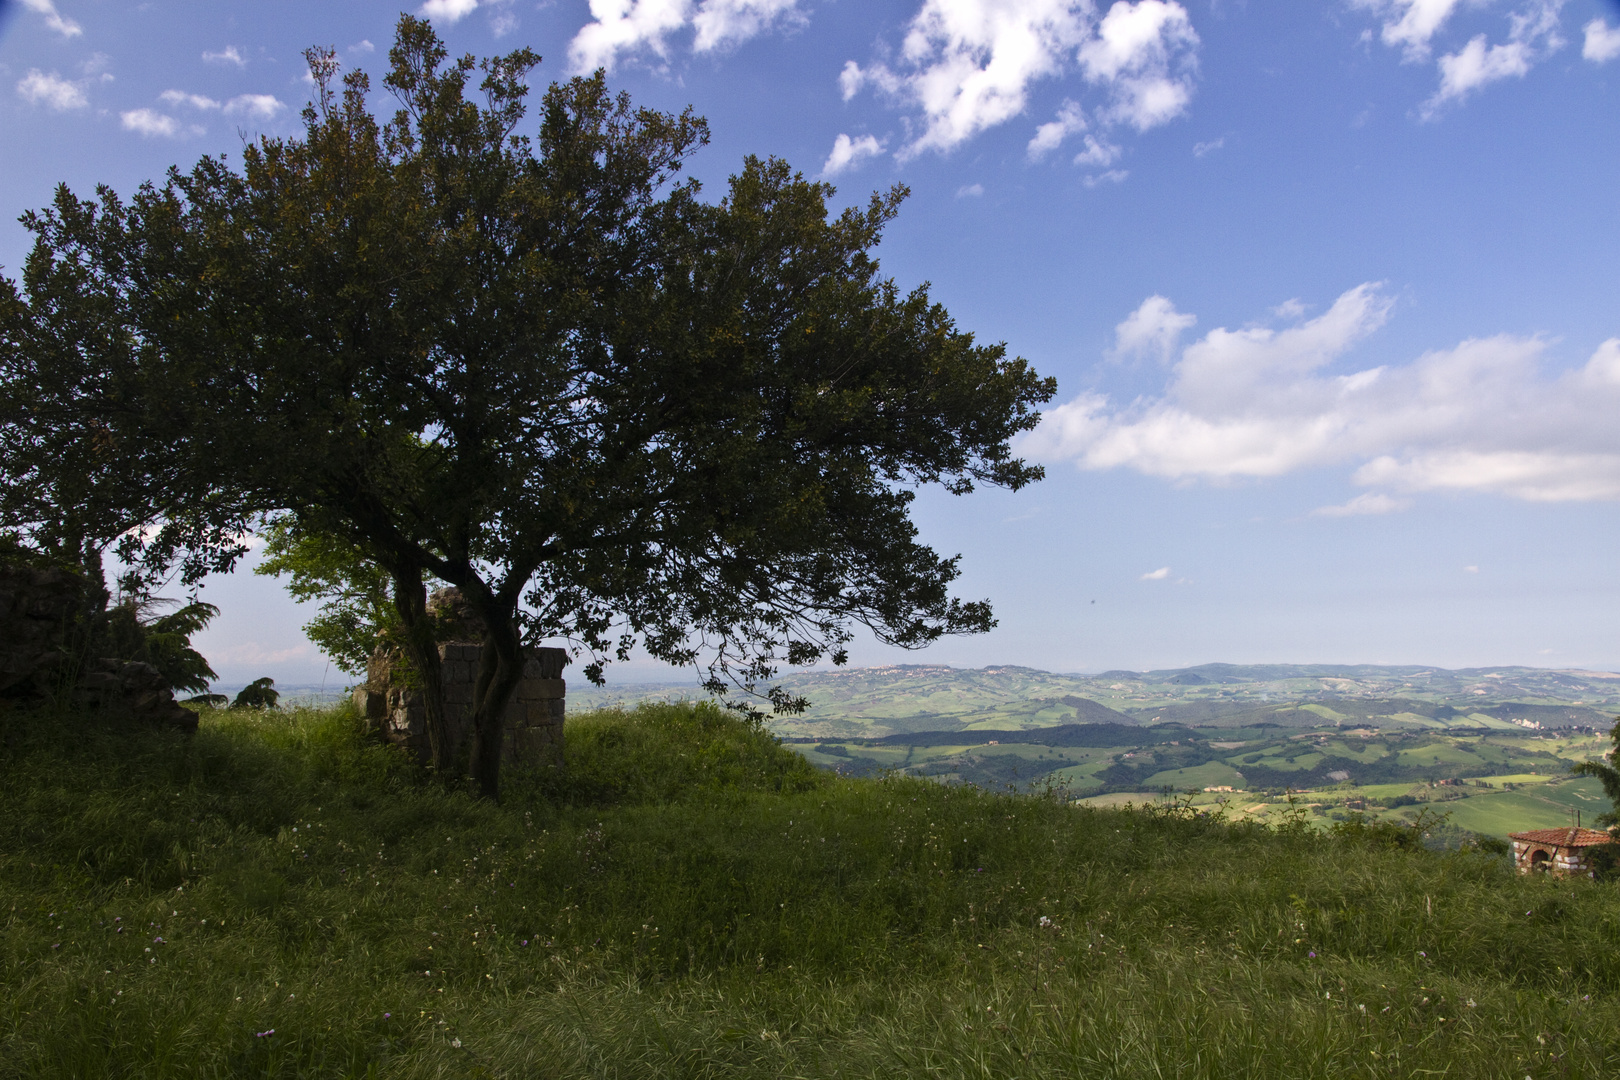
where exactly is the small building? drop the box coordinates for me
[1508,827,1612,876]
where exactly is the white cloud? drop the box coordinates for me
[490,9,520,37]
[957,182,986,196]
[121,108,201,139]
[1111,295,1194,363]
[16,69,88,110]
[1078,0,1199,130]
[18,0,82,39]
[1425,34,1532,113]
[568,0,804,73]
[158,92,285,121]
[1082,167,1128,186]
[1021,286,1620,504]
[203,45,247,68]
[1192,135,1222,156]
[225,94,286,120]
[1072,134,1121,165]
[1354,0,1571,115]
[160,90,222,111]
[821,133,886,176]
[1027,98,1086,158]
[844,0,1196,163]
[349,40,377,55]
[420,0,480,23]
[1584,19,1620,62]
[1350,0,1466,60]
[1311,492,1411,517]
[693,0,804,52]
[1140,566,1170,580]
[1464,565,1480,573]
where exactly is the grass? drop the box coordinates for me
[6,700,1620,1076]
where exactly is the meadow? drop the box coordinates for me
[5,700,1620,1077]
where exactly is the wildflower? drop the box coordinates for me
[384,1013,391,1019]
[451,1038,462,1048]
[1308,951,1316,958]
[256,1030,274,1038]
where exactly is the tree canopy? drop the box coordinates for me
[0,17,1055,797]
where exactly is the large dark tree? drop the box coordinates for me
[0,17,1055,797]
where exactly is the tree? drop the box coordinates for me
[254,516,399,677]
[0,17,1055,798]
[1573,719,1620,828]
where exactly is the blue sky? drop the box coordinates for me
[4,0,1619,685]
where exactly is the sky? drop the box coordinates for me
[3,0,1620,686]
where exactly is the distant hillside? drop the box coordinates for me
[568,662,1620,738]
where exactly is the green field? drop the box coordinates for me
[787,724,1617,840]
[10,700,1620,1076]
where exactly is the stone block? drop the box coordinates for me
[523,677,565,700]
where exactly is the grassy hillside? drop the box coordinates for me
[569,662,1620,738]
[6,702,1620,1077]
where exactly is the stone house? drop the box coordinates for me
[1508,827,1613,876]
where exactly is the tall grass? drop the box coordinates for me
[2,699,1619,1077]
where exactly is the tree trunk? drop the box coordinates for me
[389,571,453,773]
[468,613,525,800]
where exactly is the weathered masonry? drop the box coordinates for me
[1509,827,1612,876]
[353,635,566,772]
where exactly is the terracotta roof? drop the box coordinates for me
[1508,827,1613,847]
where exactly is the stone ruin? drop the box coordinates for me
[351,588,566,772]
[0,558,198,732]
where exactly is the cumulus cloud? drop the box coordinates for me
[1140,566,1170,580]
[1355,0,1571,116]
[1423,1,1567,116]
[1192,135,1222,156]
[225,94,286,120]
[1350,0,1466,60]
[1082,167,1128,186]
[1078,0,1198,129]
[121,109,202,139]
[957,182,986,196]
[821,133,886,176]
[1111,295,1195,363]
[568,0,804,73]
[845,0,1198,161]
[420,0,480,23]
[1584,19,1620,62]
[159,91,287,121]
[203,45,247,68]
[1020,286,1620,504]
[1311,492,1411,517]
[18,0,82,39]
[1027,98,1086,158]
[16,69,88,110]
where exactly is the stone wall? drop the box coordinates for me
[353,642,566,771]
[0,558,197,731]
